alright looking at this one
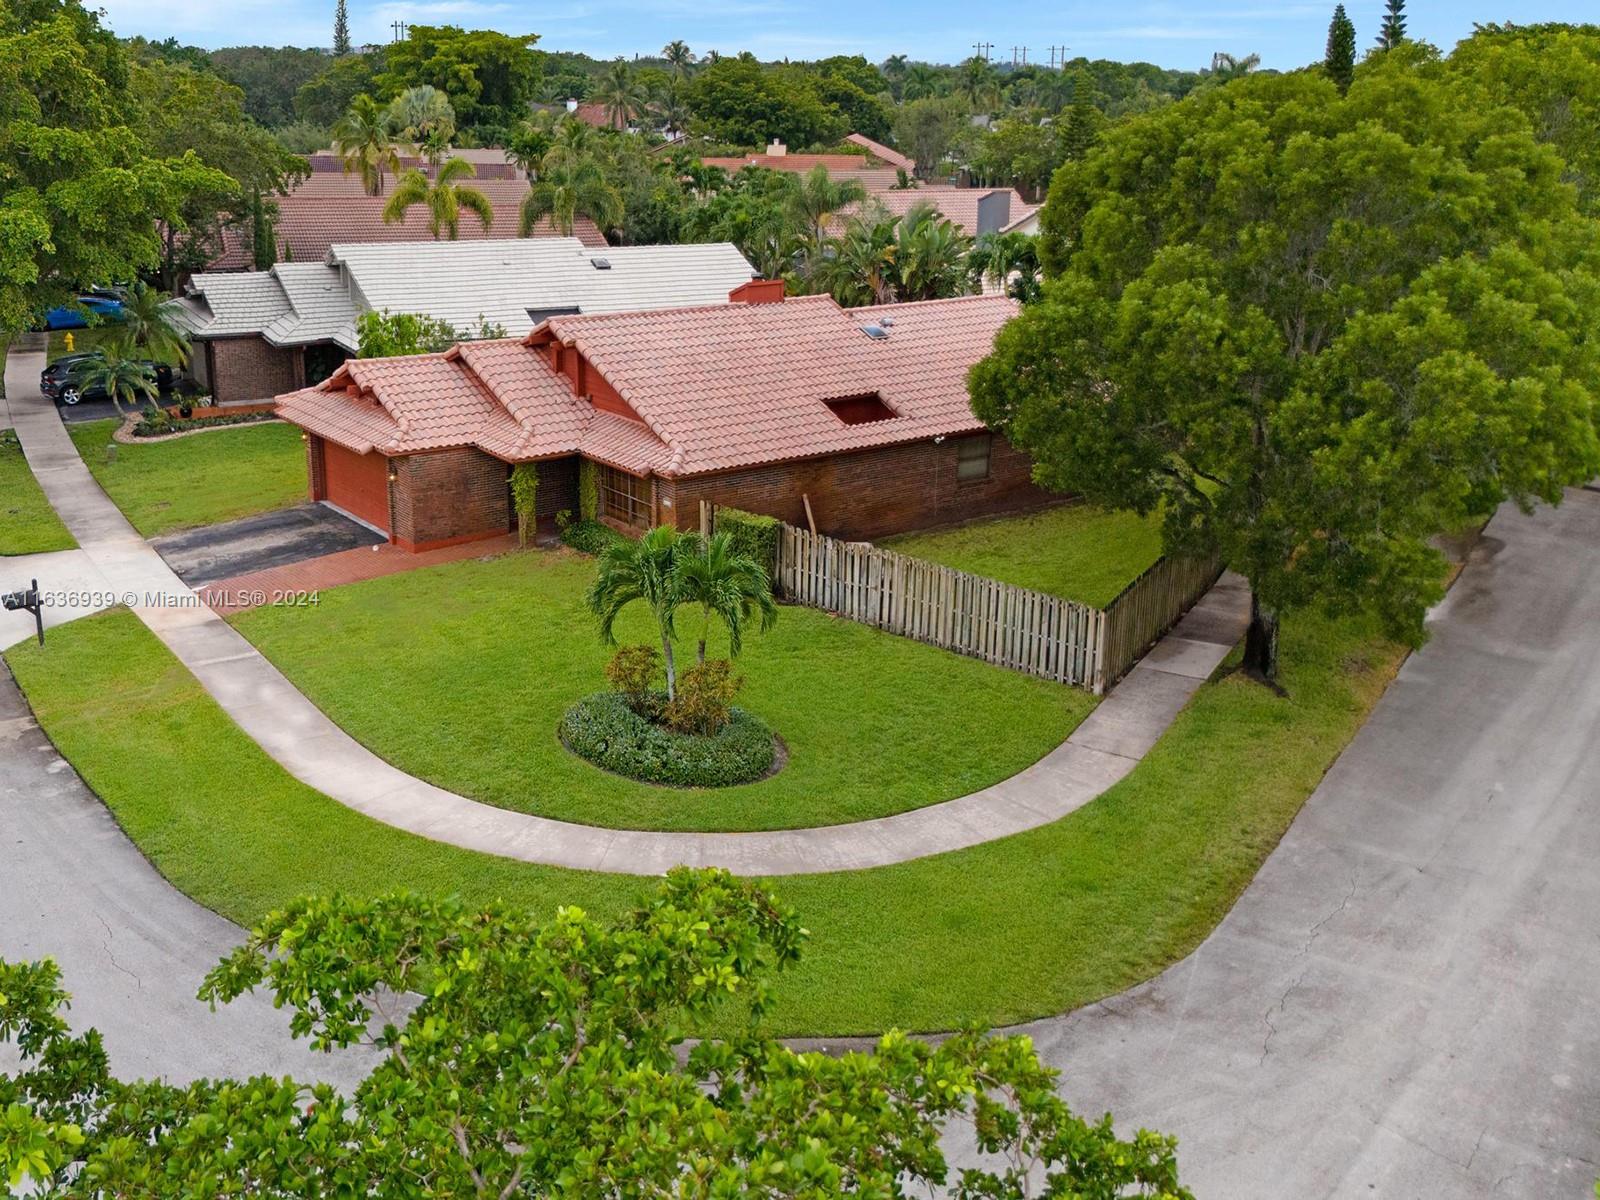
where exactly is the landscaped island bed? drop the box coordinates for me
[881,504,1164,609]
[0,431,74,555]
[230,551,1093,832]
[7,602,1403,1035]
[67,417,306,537]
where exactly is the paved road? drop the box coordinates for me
[0,666,374,1088]
[999,493,1600,1198]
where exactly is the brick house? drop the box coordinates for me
[173,239,758,404]
[275,290,1052,551]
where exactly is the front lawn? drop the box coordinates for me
[0,431,75,555]
[47,325,120,364]
[68,418,306,538]
[231,551,1092,832]
[882,504,1164,608]
[7,600,1402,1035]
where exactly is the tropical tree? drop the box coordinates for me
[1325,5,1357,93]
[662,39,694,78]
[1059,70,1101,161]
[332,93,400,196]
[1376,0,1407,50]
[520,144,623,236]
[970,229,1041,302]
[0,873,1190,1197]
[959,55,998,109]
[891,96,966,177]
[882,53,909,98]
[385,84,456,150]
[589,524,688,698]
[821,210,897,306]
[672,532,778,663]
[591,59,647,130]
[980,68,1600,684]
[1208,51,1261,82]
[891,201,972,301]
[79,350,158,416]
[787,162,866,252]
[382,157,493,240]
[902,62,942,101]
[113,280,190,367]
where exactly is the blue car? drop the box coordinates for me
[40,294,126,330]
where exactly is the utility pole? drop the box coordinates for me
[972,41,993,61]
[390,19,408,42]
[1048,44,1069,69]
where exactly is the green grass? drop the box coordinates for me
[47,325,120,364]
[67,418,306,538]
[231,551,1092,832]
[881,504,1165,608]
[6,602,1402,1036]
[0,431,75,555]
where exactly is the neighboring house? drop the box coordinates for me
[699,140,908,189]
[854,187,1040,237]
[203,171,604,271]
[843,133,915,173]
[306,148,525,179]
[275,290,1052,551]
[174,239,758,404]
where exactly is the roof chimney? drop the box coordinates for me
[766,139,787,157]
[976,189,1013,236]
[729,278,785,305]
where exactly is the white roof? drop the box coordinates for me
[175,240,758,354]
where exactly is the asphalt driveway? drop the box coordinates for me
[152,502,386,586]
[993,491,1600,1197]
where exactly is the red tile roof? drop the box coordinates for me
[205,173,604,269]
[698,153,904,189]
[855,187,1039,236]
[844,133,915,171]
[276,293,1015,478]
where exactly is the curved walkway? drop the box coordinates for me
[4,337,1247,876]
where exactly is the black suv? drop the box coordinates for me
[40,354,175,406]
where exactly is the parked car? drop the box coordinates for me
[39,294,127,331]
[39,354,174,406]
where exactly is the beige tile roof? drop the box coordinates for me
[854,187,1039,236]
[275,293,1015,478]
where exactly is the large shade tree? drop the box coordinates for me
[973,62,1600,683]
[1,871,1190,1197]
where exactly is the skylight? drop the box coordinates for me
[824,393,897,425]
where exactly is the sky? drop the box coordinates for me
[100,0,1594,70]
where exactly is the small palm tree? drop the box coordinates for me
[588,525,688,699]
[114,280,190,368]
[673,532,778,664]
[80,350,158,416]
[1209,51,1262,82]
[959,56,997,109]
[383,157,494,240]
[333,94,400,196]
[662,39,694,78]
[822,212,897,306]
[591,60,647,131]
[520,146,623,237]
[893,202,972,301]
[902,63,941,100]
[788,163,866,251]
[386,85,455,148]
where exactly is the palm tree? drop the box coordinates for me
[520,145,623,237]
[959,56,997,109]
[386,85,456,150]
[80,350,158,416]
[902,63,941,100]
[333,94,401,196]
[893,202,972,301]
[382,157,494,240]
[1209,51,1262,82]
[821,211,897,307]
[970,230,1040,301]
[591,60,647,131]
[653,81,692,137]
[662,39,694,78]
[681,161,728,203]
[788,163,866,252]
[588,525,688,699]
[114,280,190,368]
[672,532,777,665]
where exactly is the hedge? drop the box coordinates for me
[715,507,782,588]
[559,691,777,788]
[133,410,278,437]
[558,515,624,556]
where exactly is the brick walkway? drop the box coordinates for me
[198,534,519,616]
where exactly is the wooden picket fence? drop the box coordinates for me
[727,507,1219,693]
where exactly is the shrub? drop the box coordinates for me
[510,463,539,547]
[577,459,599,521]
[131,410,278,437]
[664,659,739,735]
[605,644,662,715]
[560,691,776,787]
[714,508,781,588]
[556,510,624,556]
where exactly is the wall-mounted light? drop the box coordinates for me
[300,431,310,442]
[932,434,946,444]
[388,469,398,482]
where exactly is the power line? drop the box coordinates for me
[972,41,993,62]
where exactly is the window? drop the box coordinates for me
[597,464,650,527]
[956,434,992,481]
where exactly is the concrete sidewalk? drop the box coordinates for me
[5,337,1247,876]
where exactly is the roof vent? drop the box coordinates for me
[879,316,895,327]
[861,324,889,340]
[590,257,612,270]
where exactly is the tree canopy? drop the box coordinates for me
[976,61,1600,682]
[1,871,1191,1196]
[0,0,232,333]
[377,25,542,138]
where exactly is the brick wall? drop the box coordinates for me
[306,435,325,501]
[205,337,303,404]
[390,448,510,551]
[535,456,580,531]
[658,434,1052,541]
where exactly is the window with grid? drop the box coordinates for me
[956,433,992,481]
[598,465,650,526]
